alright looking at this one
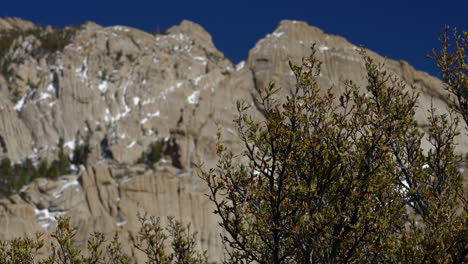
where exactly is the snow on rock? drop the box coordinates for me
[319,46,330,52]
[159,81,184,99]
[147,111,160,118]
[75,57,89,81]
[47,82,56,93]
[117,220,128,227]
[112,26,130,32]
[13,96,26,111]
[98,80,109,93]
[194,75,205,85]
[34,208,66,230]
[133,97,140,106]
[38,92,52,101]
[53,178,81,198]
[126,141,136,149]
[236,61,245,72]
[272,31,284,38]
[187,91,200,104]
[64,140,75,150]
[329,52,361,62]
[194,56,208,65]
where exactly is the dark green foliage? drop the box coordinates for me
[0,156,68,199]
[71,140,90,167]
[36,27,76,54]
[55,138,72,176]
[138,140,165,168]
[115,50,123,61]
[0,138,90,199]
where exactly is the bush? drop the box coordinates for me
[0,26,76,57]
[0,26,77,81]
[138,140,165,168]
[0,215,205,264]
[201,44,467,263]
[0,138,85,199]
[71,140,90,167]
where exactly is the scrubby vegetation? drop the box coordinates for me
[0,26,77,57]
[0,25,78,81]
[137,139,165,168]
[0,215,204,264]
[0,138,90,199]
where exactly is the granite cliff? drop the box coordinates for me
[0,17,465,262]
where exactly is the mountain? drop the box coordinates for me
[0,17,465,262]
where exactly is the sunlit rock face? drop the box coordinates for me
[0,17,464,262]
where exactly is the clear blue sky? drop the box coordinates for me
[2,0,467,77]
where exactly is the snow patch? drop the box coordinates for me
[53,179,80,198]
[38,92,52,101]
[113,26,130,32]
[142,99,153,105]
[187,91,200,104]
[75,57,88,80]
[14,96,26,111]
[133,97,140,105]
[159,82,184,99]
[64,140,75,150]
[319,46,330,52]
[194,56,208,65]
[126,141,136,149]
[117,220,128,227]
[98,80,109,93]
[47,82,56,93]
[194,75,205,85]
[236,61,245,71]
[272,31,284,38]
[148,111,160,118]
[34,208,66,230]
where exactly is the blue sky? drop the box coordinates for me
[2,0,467,77]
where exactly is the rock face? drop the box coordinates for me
[0,18,465,262]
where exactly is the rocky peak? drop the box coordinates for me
[166,20,220,55]
[0,17,36,31]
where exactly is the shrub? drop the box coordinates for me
[71,140,90,167]
[0,215,205,264]
[201,45,467,263]
[0,138,81,199]
[138,140,165,168]
[0,26,76,57]
[0,26,77,81]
